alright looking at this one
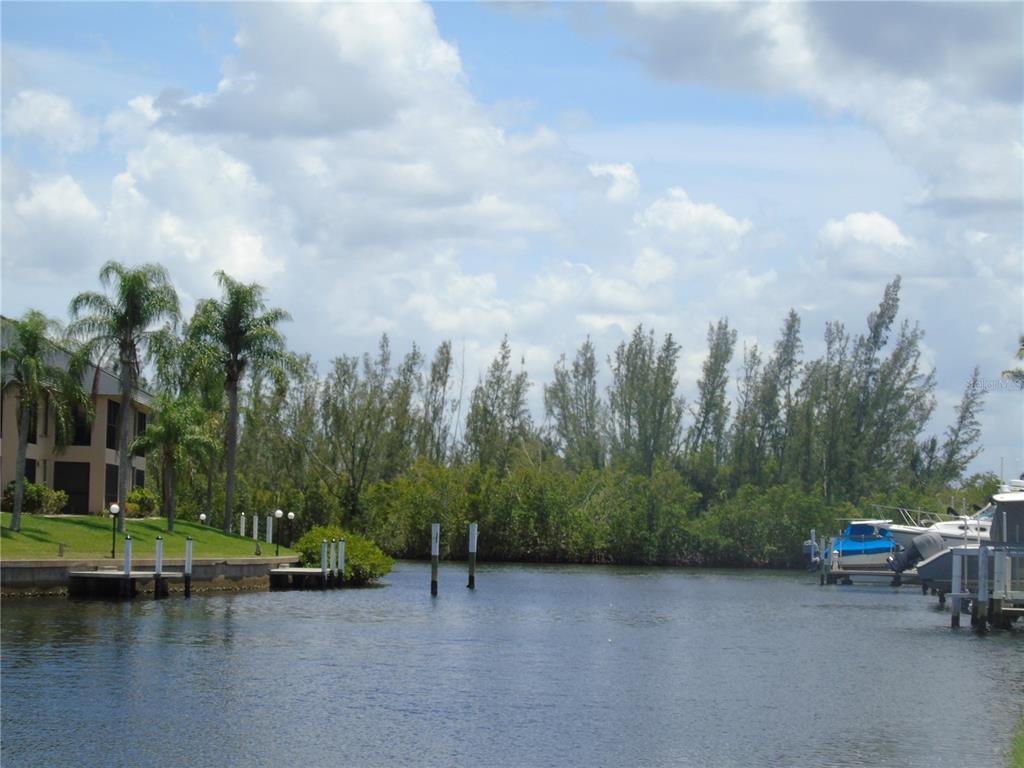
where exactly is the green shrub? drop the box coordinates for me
[127,487,159,516]
[294,526,393,585]
[39,487,68,515]
[2,480,69,515]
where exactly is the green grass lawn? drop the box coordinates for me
[1011,713,1024,768]
[0,512,295,560]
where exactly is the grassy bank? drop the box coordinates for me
[1011,713,1024,768]
[0,513,294,560]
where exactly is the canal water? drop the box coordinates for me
[2,562,1021,767]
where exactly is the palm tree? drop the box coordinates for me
[148,318,226,524]
[1,311,92,532]
[189,271,290,532]
[68,261,180,532]
[130,393,216,533]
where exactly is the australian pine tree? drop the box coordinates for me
[544,337,606,472]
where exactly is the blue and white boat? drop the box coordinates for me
[825,520,900,570]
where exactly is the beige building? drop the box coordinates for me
[1,338,151,515]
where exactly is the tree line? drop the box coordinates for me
[3,265,1009,566]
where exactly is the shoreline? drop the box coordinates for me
[0,555,298,598]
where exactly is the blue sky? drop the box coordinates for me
[2,2,1021,479]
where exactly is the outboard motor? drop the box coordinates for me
[887,531,945,572]
[803,538,821,570]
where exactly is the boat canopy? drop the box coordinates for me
[844,521,895,539]
[990,496,1024,545]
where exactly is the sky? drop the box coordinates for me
[2,1,1022,480]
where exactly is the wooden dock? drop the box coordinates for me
[68,570,184,599]
[944,545,1024,631]
[821,568,919,587]
[268,567,341,590]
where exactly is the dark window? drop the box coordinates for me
[43,395,49,436]
[27,402,37,445]
[24,458,36,484]
[135,469,145,489]
[105,464,119,506]
[43,459,48,484]
[135,412,146,457]
[63,405,91,446]
[74,409,91,445]
[106,400,120,450]
[54,461,90,514]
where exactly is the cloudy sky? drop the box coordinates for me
[2,2,1022,478]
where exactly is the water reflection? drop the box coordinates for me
[2,562,1021,768]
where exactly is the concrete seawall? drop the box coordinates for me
[1,556,300,597]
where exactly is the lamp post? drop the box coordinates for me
[287,511,295,548]
[274,509,283,556]
[199,513,206,525]
[109,503,120,559]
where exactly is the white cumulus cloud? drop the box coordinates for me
[635,187,751,254]
[589,162,639,202]
[3,90,99,153]
[820,211,910,252]
[14,175,99,222]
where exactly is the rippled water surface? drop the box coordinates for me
[2,562,1021,767]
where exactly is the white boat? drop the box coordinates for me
[884,504,994,549]
[888,480,1024,580]
[813,519,900,572]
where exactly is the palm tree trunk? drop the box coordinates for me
[11,397,31,533]
[163,453,175,533]
[118,364,133,533]
[223,380,238,533]
[205,460,214,520]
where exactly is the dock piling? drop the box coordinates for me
[330,539,337,585]
[123,535,133,574]
[431,523,439,597]
[320,540,328,590]
[122,535,133,599]
[184,537,193,598]
[467,522,478,589]
[154,536,166,598]
[950,550,962,628]
[974,545,989,631]
[338,539,345,587]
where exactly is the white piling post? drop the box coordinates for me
[121,536,132,581]
[468,522,478,589]
[977,545,989,629]
[184,537,193,598]
[266,515,272,544]
[320,539,328,589]
[338,539,345,586]
[240,512,246,538]
[430,523,440,596]
[253,515,259,541]
[153,535,166,598]
[993,548,1005,599]
[120,536,133,598]
[951,549,963,628]
[155,536,164,576]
